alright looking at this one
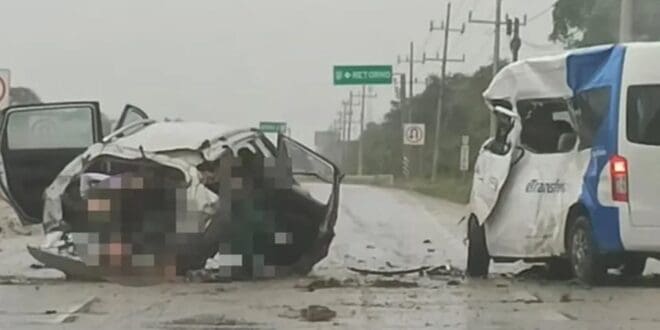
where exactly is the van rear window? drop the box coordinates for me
[627,85,660,145]
[574,87,610,149]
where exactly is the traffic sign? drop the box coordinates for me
[460,135,470,172]
[259,121,287,134]
[0,69,10,111]
[333,65,392,85]
[403,124,425,146]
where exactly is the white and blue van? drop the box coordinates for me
[467,43,660,284]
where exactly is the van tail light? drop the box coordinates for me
[610,155,629,202]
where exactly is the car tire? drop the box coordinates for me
[621,256,646,277]
[568,215,605,285]
[546,258,573,280]
[467,215,490,277]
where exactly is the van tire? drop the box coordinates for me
[621,256,646,277]
[467,215,490,277]
[568,215,605,285]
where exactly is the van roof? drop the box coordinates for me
[483,42,660,106]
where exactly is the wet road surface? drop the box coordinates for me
[2,184,660,329]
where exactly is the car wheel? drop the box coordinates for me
[568,215,605,285]
[621,256,646,277]
[546,258,573,280]
[467,215,490,277]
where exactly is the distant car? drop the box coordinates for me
[0,102,342,280]
[466,43,660,284]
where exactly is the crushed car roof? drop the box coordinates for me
[113,121,254,152]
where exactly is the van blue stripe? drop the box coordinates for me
[566,45,626,253]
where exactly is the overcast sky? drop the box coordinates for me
[1,0,562,145]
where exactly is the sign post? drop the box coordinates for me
[0,69,10,111]
[459,135,470,179]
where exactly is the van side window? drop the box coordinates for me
[517,99,576,154]
[573,87,610,149]
[627,85,660,145]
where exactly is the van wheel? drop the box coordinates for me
[568,215,605,285]
[621,256,646,277]
[467,215,490,277]
[546,258,573,280]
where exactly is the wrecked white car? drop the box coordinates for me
[467,43,660,284]
[0,102,342,281]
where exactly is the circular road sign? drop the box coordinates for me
[403,124,425,146]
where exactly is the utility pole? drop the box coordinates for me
[409,42,414,119]
[343,92,362,174]
[429,2,466,182]
[339,103,348,141]
[469,1,526,135]
[397,44,424,122]
[620,0,634,42]
[347,91,354,142]
[397,50,423,178]
[356,86,377,175]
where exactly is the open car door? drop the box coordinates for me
[469,106,522,224]
[0,102,103,225]
[275,134,343,274]
[112,104,148,132]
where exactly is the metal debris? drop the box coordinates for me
[300,278,342,291]
[51,296,99,323]
[447,279,461,286]
[371,279,419,288]
[168,314,260,327]
[300,305,337,322]
[348,266,429,276]
[426,265,464,277]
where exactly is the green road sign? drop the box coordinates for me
[333,65,393,85]
[259,121,287,133]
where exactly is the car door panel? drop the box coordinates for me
[0,102,102,225]
[275,134,343,273]
[469,106,521,225]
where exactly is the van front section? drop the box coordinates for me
[617,43,660,252]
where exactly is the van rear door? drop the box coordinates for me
[624,84,660,227]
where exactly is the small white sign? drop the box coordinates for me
[403,124,425,146]
[460,136,470,172]
[0,69,9,111]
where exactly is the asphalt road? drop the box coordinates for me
[2,184,660,329]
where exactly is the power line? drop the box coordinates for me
[528,3,554,23]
